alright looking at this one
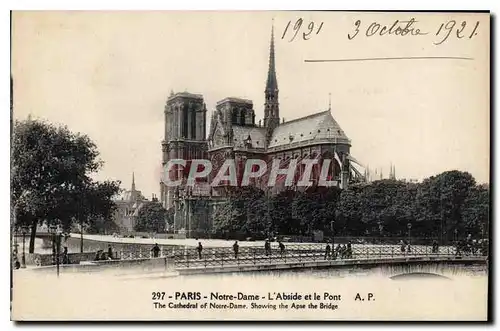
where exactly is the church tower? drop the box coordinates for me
[263,24,280,143]
[161,91,208,211]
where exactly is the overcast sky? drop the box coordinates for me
[12,11,490,196]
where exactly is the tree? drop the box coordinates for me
[134,202,168,233]
[461,184,490,238]
[83,181,122,235]
[212,186,266,236]
[12,118,119,252]
[416,170,476,242]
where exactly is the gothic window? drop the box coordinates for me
[240,109,245,125]
[191,110,196,139]
[232,110,237,124]
[182,105,189,138]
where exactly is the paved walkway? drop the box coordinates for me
[70,233,320,248]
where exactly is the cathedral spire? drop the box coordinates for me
[264,20,280,140]
[132,172,136,191]
[265,21,278,93]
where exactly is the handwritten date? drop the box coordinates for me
[347,18,480,45]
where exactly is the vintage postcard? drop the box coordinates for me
[10,11,490,321]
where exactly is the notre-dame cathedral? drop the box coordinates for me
[160,26,365,236]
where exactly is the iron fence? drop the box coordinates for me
[114,243,487,269]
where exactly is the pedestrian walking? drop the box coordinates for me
[278,241,285,258]
[324,244,331,260]
[432,240,439,254]
[335,244,342,259]
[233,241,239,259]
[151,243,160,258]
[107,244,114,260]
[197,242,203,259]
[264,240,271,256]
[62,246,70,264]
[346,241,353,259]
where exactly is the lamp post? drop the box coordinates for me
[48,224,63,277]
[21,225,28,268]
[407,222,412,246]
[55,225,63,278]
[48,224,57,265]
[330,220,335,247]
[454,228,458,244]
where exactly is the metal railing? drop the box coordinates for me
[114,243,487,269]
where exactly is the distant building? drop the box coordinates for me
[113,173,147,233]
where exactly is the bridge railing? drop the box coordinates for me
[113,243,486,268]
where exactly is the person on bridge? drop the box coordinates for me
[264,240,271,256]
[107,244,114,260]
[400,240,406,254]
[197,242,203,259]
[324,244,331,260]
[346,241,353,259]
[335,244,342,259]
[151,243,160,258]
[62,246,69,264]
[278,241,285,258]
[432,240,439,254]
[94,250,102,261]
[233,241,239,259]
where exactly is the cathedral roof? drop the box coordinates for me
[268,110,350,149]
[217,97,253,105]
[231,125,267,148]
[168,92,203,101]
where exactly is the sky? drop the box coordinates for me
[11,11,490,197]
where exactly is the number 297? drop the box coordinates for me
[152,292,165,300]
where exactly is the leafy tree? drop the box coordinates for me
[12,118,119,252]
[165,208,175,229]
[416,170,476,242]
[134,201,168,233]
[207,169,488,243]
[212,186,266,236]
[461,184,489,238]
[83,181,122,235]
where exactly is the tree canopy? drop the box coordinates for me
[134,201,168,233]
[12,118,121,252]
[210,170,489,243]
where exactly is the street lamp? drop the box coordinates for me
[407,222,412,246]
[48,224,63,277]
[20,225,28,268]
[454,228,458,244]
[55,225,63,277]
[330,220,335,247]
